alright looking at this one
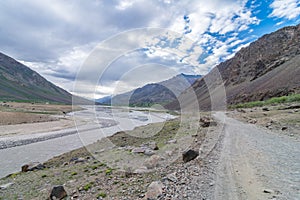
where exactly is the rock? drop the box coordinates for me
[166,173,178,183]
[0,182,14,189]
[144,155,161,169]
[182,149,199,163]
[281,126,288,131]
[21,162,45,172]
[74,157,86,164]
[166,139,177,144]
[144,149,155,156]
[263,189,274,194]
[144,181,163,200]
[149,142,159,150]
[200,116,217,127]
[262,107,270,111]
[238,109,246,113]
[133,166,149,174]
[49,185,67,200]
[248,119,257,124]
[132,147,146,154]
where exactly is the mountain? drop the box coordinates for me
[167,24,300,111]
[97,73,201,107]
[0,52,84,104]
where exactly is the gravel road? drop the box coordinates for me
[213,112,300,200]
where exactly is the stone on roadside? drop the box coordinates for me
[21,162,45,172]
[200,116,217,127]
[182,149,199,163]
[144,181,163,200]
[144,155,161,169]
[49,185,67,200]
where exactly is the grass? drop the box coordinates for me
[97,192,107,198]
[83,182,93,191]
[230,93,300,109]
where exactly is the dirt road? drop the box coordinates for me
[213,112,300,200]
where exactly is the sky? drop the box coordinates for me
[0,0,300,99]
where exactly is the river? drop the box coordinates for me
[0,106,174,178]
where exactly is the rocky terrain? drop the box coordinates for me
[0,105,299,200]
[167,24,300,111]
[228,103,300,139]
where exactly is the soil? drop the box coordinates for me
[0,102,81,126]
[0,105,299,200]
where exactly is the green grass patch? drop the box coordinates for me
[83,182,93,191]
[97,192,107,198]
[105,168,113,175]
[230,93,300,109]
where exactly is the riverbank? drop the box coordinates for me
[0,105,174,179]
[0,111,217,199]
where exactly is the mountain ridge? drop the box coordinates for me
[97,73,201,107]
[167,23,300,110]
[0,52,85,104]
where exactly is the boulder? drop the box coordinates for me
[21,162,45,172]
[281,126,288,131]
[144,181,163,200]
[200,117,217,127]
[49,185,67,200]
[182,149,199,163]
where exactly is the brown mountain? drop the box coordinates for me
[98,74,201,107]
[0,52,90,104]
[167,24,300,111]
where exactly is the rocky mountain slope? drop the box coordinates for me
[167,24,300,110]
[98,74,201,107]
[0,52,85,104]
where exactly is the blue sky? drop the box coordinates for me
[0,0,299,98]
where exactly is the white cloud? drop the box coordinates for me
[1,0,280,99]
[269,0,300,20]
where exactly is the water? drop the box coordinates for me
[0,106,174,178]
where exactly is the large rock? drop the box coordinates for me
[49,185,67,200]
[200,117,217,127]
[144,181,163,200]
[21,162,45,172]
[182,149,199,163]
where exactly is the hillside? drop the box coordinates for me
[167,24,300,111]
[0,52,73,104]
[98,74,201,107]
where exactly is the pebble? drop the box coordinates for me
[263,189,274,193]
[0,182,14,189]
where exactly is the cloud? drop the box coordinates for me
[1,0,293,98]
[269,0,300,20]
